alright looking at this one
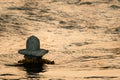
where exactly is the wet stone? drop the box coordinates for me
[26,35,40,51]
[18,35,54,64]
[18,35,49,58]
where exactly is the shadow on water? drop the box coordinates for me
[5,63,46,79]
[22,63,45,73]
[23,63,46,79]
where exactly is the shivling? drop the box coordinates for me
[18,35,49,59]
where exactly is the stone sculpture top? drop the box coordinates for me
[18,35,49,57]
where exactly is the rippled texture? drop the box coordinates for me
[0,0,120,80]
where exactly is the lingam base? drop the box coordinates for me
[18,58,55,64]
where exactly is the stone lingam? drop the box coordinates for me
[18,35,54,64]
